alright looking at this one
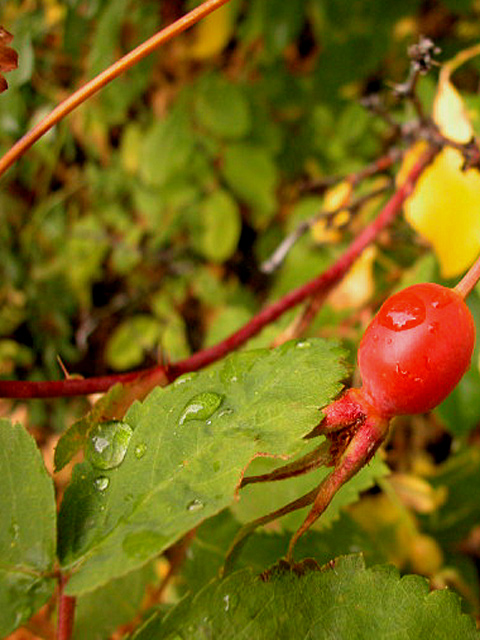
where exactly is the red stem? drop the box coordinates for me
[57,575,76,640]
[454,252,480,299]
[0,146,437,399]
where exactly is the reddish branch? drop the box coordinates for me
[0,0,232,178]
[57,575,76,640]
[0,146,437,399]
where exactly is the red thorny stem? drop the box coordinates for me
[0,146,438,399]
[0,0,232,179]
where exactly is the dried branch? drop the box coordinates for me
[261,182,391,274]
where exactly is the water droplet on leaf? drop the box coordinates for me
[223,594,230,611]
[86,420,133,470]
[178,392,223,425]
[173,373,196,386]
[134,443,147,459]
[296,340,311,348]
[94,476,110,491]
[187,498,205,512]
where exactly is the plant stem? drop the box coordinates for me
[57,575,76,640]
[0,0,232,179]
[454,253,480,298]
[0,146,437,399]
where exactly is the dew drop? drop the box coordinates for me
[178,392,223,426]
[86,420,133,470]
[427,322,439,334]
[223,594,230,612]
[134,443,147,459]
[94,476,110,491]
[173,372,196,386]
[187,498,205,512]
[296,340,311,349]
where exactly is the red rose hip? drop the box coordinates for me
[357,283,475,418]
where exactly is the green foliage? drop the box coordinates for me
[3,0,480,636]
[0,420,56,637]
[132,555,479,639]
[58,339,347,595]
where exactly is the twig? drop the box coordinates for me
[300,146,404,192]
[57,575,76,640]
[261,182,391,274]
[0,0,232,178]
[0,146,437,399]
[392,37,441,122]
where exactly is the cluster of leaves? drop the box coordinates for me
[3,0,480,638]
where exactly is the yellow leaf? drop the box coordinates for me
[433,77,473,143]
[312,181,352,244]
[329,246,376,310]
[188,4,234,60]
[400,45,480,277]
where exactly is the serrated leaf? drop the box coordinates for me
[132,555,479,639]
[232,448,389,531]
[58,339,348,595]
[181,509,387,595]
[0,420,56,637]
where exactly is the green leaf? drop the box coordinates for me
[180,509,387,595]
[105,315,164,371]
[139,105,194,188]
[132,555,479,639]
[232,448,389,530]
[73,562,156,640]
[58,339,347,595]
[422,446,480,548]
[194,74,251,139]
[0,420,56,637]
[221,143,278,229]
[194,190,242,263]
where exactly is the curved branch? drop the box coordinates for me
[0,0,232,178]
[0,146,437,399]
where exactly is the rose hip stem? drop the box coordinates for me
[454,253,480,299]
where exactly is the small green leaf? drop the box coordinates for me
[194,190,242,263]
[58,339,347,595]
[132,555,479,639]
[73,563,156,640]
[221,143,278,229]
[139,105,194,188]
[0,420,56,637]
[195,74,251,139]
[105,315,163,371]
[422,446,480,548]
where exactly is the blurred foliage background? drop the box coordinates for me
[5,0,480,632]
[2,0,480,427]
